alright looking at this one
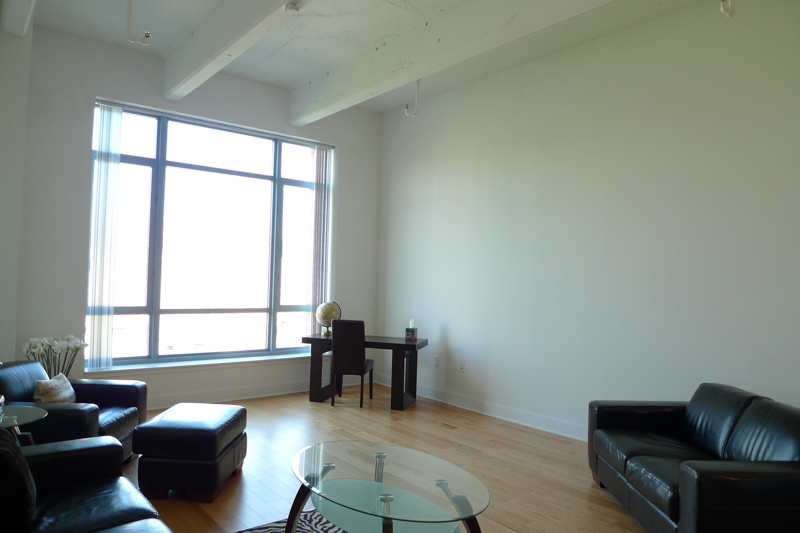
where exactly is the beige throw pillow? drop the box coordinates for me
[34,373,76,403]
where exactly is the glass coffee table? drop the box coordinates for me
[287,441,490,533]
[0,405,48,445]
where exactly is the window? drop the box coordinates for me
[86,103,332,368]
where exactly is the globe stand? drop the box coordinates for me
[322,326,332,337]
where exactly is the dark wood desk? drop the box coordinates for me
[301,334,428,411]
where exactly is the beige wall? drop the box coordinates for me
[0,29,31,359]
[11,27,382,408]
[379,0,800,438]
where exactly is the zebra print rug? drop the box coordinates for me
[236,510,347,533]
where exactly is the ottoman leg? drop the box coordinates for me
[141,488,170,500]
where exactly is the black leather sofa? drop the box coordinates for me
[588,383,800,533]
[1,431,172,533]
[0,361,146,461]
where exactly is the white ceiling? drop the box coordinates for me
[11,0,705,125]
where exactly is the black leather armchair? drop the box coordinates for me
[0,361,146,460]
[0,430,171,533]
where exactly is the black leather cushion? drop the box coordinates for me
[685,383,761,458]
[31,477,159,533]
[594,428,713,473]
[133,403,246,460]
[98,406,139,439]
[626,456,684,520]
[0,429,36,532]
[0,361,49,401]
[724,398,800,461]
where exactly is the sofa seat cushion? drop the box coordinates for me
[594,428,713,473]
[98,406,139,440]
[31,477,158,533]
[724,398,800,461]
[626,456,686,520]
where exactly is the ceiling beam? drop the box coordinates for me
[288,0,614,126]
[164,0,300,101]
[1,0,36,37]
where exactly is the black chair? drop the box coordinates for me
[0,431,171,533]
[0,361,147,461]
[330,319,374,408]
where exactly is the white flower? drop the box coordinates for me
[66,334,88,351]
[22,334,88,378]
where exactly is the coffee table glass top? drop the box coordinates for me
[292,441,490,523]
[0,405,48,428]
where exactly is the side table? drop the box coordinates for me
[0,405,48,445]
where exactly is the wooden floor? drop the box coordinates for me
[123,385,646,533]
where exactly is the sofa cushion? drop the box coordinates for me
[98,406,140,440]
[34,373,77,403]
[626,456,685,521]
[724,398,800,461]
[685,383,761,458]
[31,477,158,533]
[594,428,713,473]
[0,361,49,401]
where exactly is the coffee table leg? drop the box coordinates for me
[285,484,312,533]
[462,516,482,533]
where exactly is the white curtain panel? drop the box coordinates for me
[311,147,332,334]
[85,103,122,370]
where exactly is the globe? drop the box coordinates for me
[315,301,341,336]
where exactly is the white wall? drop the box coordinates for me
[379,1,800,439]
[12,27,382,408]
[0,29,31,358]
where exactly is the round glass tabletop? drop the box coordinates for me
[292,441,490,525]
[0,405,48,429]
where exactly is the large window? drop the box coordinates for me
[86,103,331,368]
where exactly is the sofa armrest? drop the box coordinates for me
[71,379,148,424]
[23,436,123,497]
[589,400,687,437]
[588,400,688,471]
[679,460,800,533]
[11,401,100,444]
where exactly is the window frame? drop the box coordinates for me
[89,103,331,366]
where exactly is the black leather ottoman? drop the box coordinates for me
[133,402,247,502]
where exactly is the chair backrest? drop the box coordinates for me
[331,319,366,375]
[0,361,48,402]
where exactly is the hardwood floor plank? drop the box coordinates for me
[124,385,645,533]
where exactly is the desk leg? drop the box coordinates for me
[406,350,418,400]
[308,345,332,403]
[285,484,312,533]
[391,348,418,411]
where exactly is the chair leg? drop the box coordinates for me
[331,372,336,406]
[369,369,374,399]
[360,375,365,408]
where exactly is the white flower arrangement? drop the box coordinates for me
[22,334,88,378]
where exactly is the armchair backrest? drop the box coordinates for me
[331,319,366,375]
[0,361,48,402]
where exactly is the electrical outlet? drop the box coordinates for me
[433,356,439,367]
[459,362,465,373]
